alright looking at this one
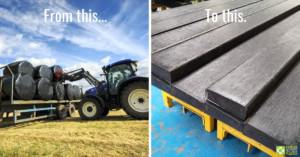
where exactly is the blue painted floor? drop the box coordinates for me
[151,86,269,157]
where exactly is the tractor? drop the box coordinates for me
[62,59,149,120]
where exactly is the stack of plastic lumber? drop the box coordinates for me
[152,0,300,151]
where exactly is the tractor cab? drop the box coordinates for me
[102,59,138,95]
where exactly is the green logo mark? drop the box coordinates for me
[276,146,298,155]
[276,146,285,155]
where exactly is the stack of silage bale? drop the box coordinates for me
[2,61,81,101]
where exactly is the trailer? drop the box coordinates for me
[0,65,81,124]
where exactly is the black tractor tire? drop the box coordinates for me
[102,108,109,117]
[56,104,68,120]
[78,97,104,120]
[121,81,149,120]
[68,104,76,117]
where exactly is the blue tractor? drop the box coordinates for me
[64,59,149,120]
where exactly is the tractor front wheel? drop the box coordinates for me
[121,81,149,120]
[78,97,103,120]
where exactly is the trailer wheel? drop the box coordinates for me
[68,104,76,117]
[79,97,103,120]
[121,81,149,120]
[56,104,67,120]
[102,108,109,117]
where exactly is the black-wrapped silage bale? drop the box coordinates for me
[50,65,63,80]
[35,78,53,100]
[3,61,33,77]
[64,83,74,100]
[73,85,81,100]
[53,82,65,100]
[34,65,53,81]
[2,73,36,100]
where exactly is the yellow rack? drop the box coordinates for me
[161,91,214,132]
[217,120,283,157]
[161,90,282,156]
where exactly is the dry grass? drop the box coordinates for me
[0,110,149,157]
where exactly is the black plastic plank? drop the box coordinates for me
[152,73,244,131]
[153,0,190,8]
[207,25,300,120]
[152,0,235,24]
[152,74,171,94]
[171,11,300,130]
[204,102,244,131]
[172,11,300,106]
[243,60,300,151]
[152,0,286,53]
[152,0,300,83]
[152,0,261,35]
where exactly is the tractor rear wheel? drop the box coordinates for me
[121,81,149,120]
[78,97,104,120]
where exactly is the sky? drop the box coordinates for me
[0,0,149,91]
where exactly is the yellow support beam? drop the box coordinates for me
[161,91,214,132]
[217,120,283,157]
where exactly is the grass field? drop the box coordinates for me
[0,110,149,157]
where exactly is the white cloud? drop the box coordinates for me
[29,42,41,49]
[137,58,149,77]
[0,0,148,57]
[16,34,23,40]
[64,58,110,91]
[100,56,111,65]
[15,57,57,67]
[0,0,149,86]
[0,32,52,58]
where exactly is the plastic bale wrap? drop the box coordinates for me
[50,65,62,79]
[64,83,74,100]
[35,78,53,101]
[53,82,65,100]
[34,65,53,81]
[73,85,81,100]
[3,61,34,77]
[2,73,36,100]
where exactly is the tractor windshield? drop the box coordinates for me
[107,63,134,94]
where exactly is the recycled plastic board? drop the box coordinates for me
[152,10,300,131]
[152,0,287,53]
[243,60,300,151]
[152,0,235,24]
[152,71,244,131]
[152,74,172,94]
[204,102,244,131]
[152,0,300,83]
[152,0,261,35]
[152,0,188,8]
[207,25,300,120]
